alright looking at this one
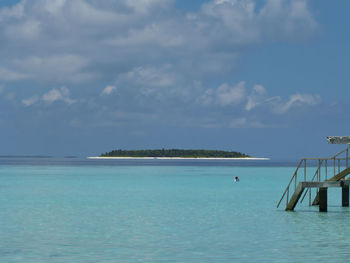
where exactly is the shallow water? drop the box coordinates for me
[0,160,349,262]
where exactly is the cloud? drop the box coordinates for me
[199,0,317,45]
[259,0,317,40]
[201,81,246,106]
[123,66,175,88]
[42,87,76,104]
[274,93,321,113]
[0,67,31,81]
[101,85,116,96]
[197,80,321,117]
[245,84,321,113]
[0,0,317,87]
[12,55,91,83]
[0,0,321,131]
[245,84,266,111]
[114,65,188,101]
[105,23,185,48]
[5,19,41,40]
[0,2,24,22]
[124,0,174,14]
[22,96,39,107]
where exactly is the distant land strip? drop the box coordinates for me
[0,155,52,158]
[98,149,251,158]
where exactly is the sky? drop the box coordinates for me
[0,0,349,159]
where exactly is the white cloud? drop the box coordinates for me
[41,0,67,15]
[125,0,174,14]
[115,66,187,101]
[0,67,31,81]
[259,0,317,40]
[105,23,185,48]
[42,87,76,104]
[245,84,321,113]
[42,89,63,103]
[274,93,321,114]
[199,0,317,46]
[12,55,91,83]
[22,96,39,107]
[68,0,125,25]
[198,80,321,119]
[0,0,322,130]
[201,81,246,106]
[0,0,317,87]
[5,19,41,40]
[101,85,116,96]
[125,66,175,88]
[0,2,24,22]
[245,84,266,111]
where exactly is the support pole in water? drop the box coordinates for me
[319,187,328,212]
[342,184,349,207]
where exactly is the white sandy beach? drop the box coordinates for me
[88,157,270,160]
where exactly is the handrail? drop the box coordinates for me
[299,145,350,161]
[302,157,349,161]
[277,145,350,209]
[276,159,303,208]
[331,145,350,159]
[300,160,323,203]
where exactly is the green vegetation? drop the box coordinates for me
[100,149,250,158]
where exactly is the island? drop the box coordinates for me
[98,149,250,158]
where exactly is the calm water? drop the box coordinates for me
[1,159,350,262]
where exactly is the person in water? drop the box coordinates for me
[234,176,239,182]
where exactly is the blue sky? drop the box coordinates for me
[0,0,349,159]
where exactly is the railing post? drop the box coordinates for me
[342,185,349,207]
[319,187,328,212]
[319,160,321,181]
[309,187,311,206]
[278,145,350,210]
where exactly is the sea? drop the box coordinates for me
[1,157,350,263]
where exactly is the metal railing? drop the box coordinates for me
[277,145,350,208]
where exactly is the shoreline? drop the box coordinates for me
[87,157,270,160]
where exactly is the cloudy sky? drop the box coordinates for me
[0,0,349,159]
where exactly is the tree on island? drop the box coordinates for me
[100,149,250,158]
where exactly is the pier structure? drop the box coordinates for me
[277,136,350,212]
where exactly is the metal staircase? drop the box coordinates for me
[277,145,350,211]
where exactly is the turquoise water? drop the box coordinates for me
[1,161,350,262]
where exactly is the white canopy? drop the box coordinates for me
[327,136,350,144]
